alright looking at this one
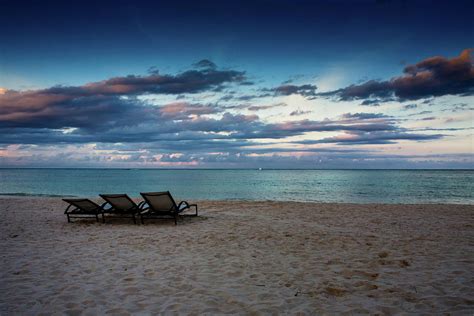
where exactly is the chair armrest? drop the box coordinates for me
[177,201,190,210]
[190,204,198,216]
[64,204,73,214]
[138,201,148,209]
[100,201,111,212]
[177,202,198,216]
[139,207,151,215]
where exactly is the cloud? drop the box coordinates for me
[281,74,306,84]
[269,84,318,98]
[192,59,217,70]
[413,110,432,116]
[272,113,444,146]
[219,92,272,102]
[0,59,451,167]
[340,112,390,120]
[289,110,312,116]
[294,131,444,145]
[440,102,473,113]
[403,104,418,110]
[322,49,474,101]
[247,103,287,111]
[250,117,399,139]
[0,60,249,130]
[0,61,246,120]
[0,105,417,146]
[3,145,471,169]
[414,127,474,132]
[360,99,382,106]
[159,102,221,119]
[84,68,247,95]
[0,94,153,129]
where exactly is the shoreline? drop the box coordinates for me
[0,194,473,206]
[1,197,473,314]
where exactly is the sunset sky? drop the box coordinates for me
[0,0,473,168]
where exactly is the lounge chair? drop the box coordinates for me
[99,194,145,224]
[63,198,106,223]
[139,191,198,225]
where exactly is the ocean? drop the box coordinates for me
[0,168,472,204]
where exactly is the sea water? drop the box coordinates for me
[0,169,472,204]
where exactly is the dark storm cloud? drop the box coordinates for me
[322,49,474,101]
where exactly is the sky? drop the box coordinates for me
[0,0,473,168]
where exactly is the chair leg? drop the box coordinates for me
[141,215,144,225]
[95,213,99,222]
[67,214,71,223]
[102,213,106,223]
[174,214,178,225]
[132,214,136,224]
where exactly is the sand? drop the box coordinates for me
[0,197,473,315]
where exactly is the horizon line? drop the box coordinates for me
[0,167,473,171]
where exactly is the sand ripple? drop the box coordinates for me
[0,198,473,314]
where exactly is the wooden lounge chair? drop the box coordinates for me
[99,194,145,224]
[63,198,106,223]
[139,191,198,225]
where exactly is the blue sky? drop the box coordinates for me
[0,0,473,168]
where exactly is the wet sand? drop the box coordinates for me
[0,197,473,314]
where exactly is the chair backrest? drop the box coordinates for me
[140,192,177,212]
[63,198,100,211]
[100,194,137,210]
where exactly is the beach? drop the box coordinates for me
[1,197,473,315]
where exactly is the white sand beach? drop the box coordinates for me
[0,197,473,314]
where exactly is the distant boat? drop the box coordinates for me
[258,168,263,171]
